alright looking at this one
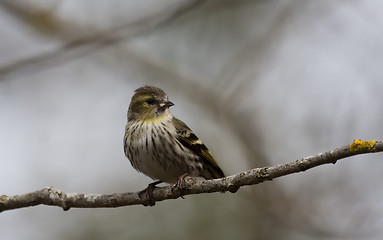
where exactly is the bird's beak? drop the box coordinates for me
[160,100,174,108]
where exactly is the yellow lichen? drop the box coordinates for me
[256,168,270,179]
[349,139,377,153]
[0,195,9,204]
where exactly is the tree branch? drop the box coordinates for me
[0,0,207,79]
[1,139,382,212]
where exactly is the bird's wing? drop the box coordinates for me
[172,117,224,177]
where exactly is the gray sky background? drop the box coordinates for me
[1,1,383,239]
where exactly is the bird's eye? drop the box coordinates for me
[145,99,155,105]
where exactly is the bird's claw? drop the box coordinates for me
[139,180,162,206]
[172,173,190,198]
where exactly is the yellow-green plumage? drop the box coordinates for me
[124,85,224,183]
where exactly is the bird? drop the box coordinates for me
[123,85,225,191]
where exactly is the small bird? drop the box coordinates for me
[124,85,224,188]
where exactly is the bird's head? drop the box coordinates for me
[127,85,174,122]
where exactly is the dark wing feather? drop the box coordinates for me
[172,117,224,178]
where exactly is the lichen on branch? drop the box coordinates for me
[1,140,382,213]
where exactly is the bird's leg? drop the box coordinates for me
[172,173,189,198]
[139,180,162,206]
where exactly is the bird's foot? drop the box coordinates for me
[172,173,190,198]
[139,180,162,206]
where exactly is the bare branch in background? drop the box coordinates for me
[1,140,381,212]
[0,0,207,78]
[214,1,309,167]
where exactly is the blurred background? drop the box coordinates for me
[1,0,383,239]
